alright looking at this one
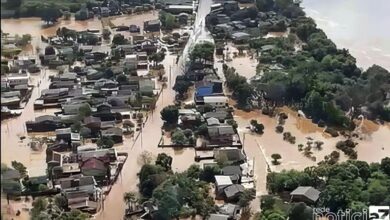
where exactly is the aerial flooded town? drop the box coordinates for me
[1,0,390,219]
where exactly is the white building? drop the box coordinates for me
[124,54,137,70]
[203,96,228,108]
[6,73,29,86]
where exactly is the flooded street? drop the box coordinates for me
[97,0,215,217]
[1,68,58,177]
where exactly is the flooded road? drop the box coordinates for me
[302,0,390,70]
[97,1,216,218]
[1,68,58,177]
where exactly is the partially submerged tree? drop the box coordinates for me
[190,42,215,63]
[149,51,166,66]
[123,192,138,212]
[171,130,188,145]
[40,4,62,24]
[155,153,173,171]
[11,161,27,177]
[96,136,115,149]
[161,105,179,124]
[271,154,282,165]
[238,188,256,213]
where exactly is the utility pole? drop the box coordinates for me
[169,65,172,87]
[140,123,143,149]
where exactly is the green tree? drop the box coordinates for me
[79,127,92,138]
[173,81,192,96]
[123,192,138,211]
[160,105,179,124]
[96,136,115,148]
[260,195,276,210]
[255,0,274,11]
[149,51,166,66]
[78,105,92,118]
[3,0,22,9]
[171,130,188,145]
[155,153,173,171]
[139,164,166,197]
[11,161,27,177]
[31,198,48,218]
[160,11,178,30]
[367,179,388,205]
[45,46,56,55]
[288,202,313,220]
[40,4,62,24]
[381,157,390,176]
[75,5,89,21]
[199,166,221,182]
[271,154,282,165]
[112,33,127,45]
[235,83,254,107]
[196,124,209,137]
[102,28,111,40]
[186,164,201,179]
[116,74,129,85]
[238,188,256,212]
[190,42,215,63]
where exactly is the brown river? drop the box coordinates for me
[1,5,390,219]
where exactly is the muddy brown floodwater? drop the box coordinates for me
[2,10,390,219]
[95,53,199,220]
[224,43,258,80]
[233,104,390,173]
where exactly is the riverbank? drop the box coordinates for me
[301,0,390,70]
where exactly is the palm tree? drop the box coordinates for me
[123,192,138,212]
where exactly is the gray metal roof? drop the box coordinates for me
[208,214,229,220]
[224,184,244,198]
[290,186,320,202]
[207,117,220,126]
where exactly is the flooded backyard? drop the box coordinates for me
[234,105,390,173]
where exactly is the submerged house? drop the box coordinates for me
[26,115,68,132]
[80,157,110,180]
[208,125,235,145]
[101,127,123,143]
[203,96,228,108]
[214,148,245,164]
[1,91,21,108]
[194,80,224,104]
[231,32,250,43]
[144,19,161,32]
[6,74,29,88]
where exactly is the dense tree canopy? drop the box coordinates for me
[190,42,215,63]
[40,4,62,24]
[160,105,179,124]
[266,158,390,212]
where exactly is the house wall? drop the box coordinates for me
[8,78,28,86]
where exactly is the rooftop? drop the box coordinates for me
[215,175,233,186]
[290,186,321,202]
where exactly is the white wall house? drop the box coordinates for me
[203,96,228,108]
